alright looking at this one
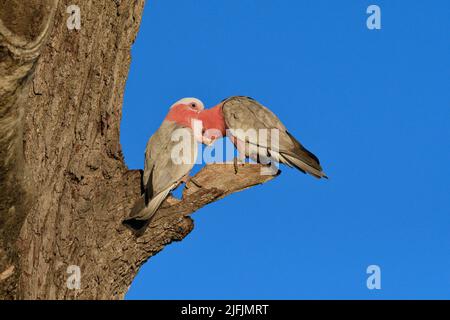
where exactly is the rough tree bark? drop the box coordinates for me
[0,1,276,299]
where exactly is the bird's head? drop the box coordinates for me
[165,97,205,131]
[170,97,204,113]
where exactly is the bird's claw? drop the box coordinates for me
[233,156,246,174]
[183,176,203,189]
[189,177,203,188]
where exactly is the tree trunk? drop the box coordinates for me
[0,0,275,300]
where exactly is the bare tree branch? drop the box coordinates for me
[144,163,277,225]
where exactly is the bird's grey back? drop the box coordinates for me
[222,96,323,173]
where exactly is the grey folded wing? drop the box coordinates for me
[131,121,198,221]
[222,96,326,178]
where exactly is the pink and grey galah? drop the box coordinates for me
[124,95,326,235]
[123,98,204,234]
[197,96,327,179]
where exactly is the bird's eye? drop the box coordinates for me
[191,103,196,108]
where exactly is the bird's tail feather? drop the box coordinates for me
[135,187,172,221]
[123,187,173,236]
[282,132,328,179]
[282,153,328,179]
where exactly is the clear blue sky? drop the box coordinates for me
[121,0,450,299]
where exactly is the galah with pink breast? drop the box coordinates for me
[123,98,204,234]
[197,96,327,179]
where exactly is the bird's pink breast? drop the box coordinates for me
[198,104,226,136]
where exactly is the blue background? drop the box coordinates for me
[121,0,450,299]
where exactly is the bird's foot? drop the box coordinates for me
[233,157,245,174]
[183,176,203,189]
[260,163,281,176]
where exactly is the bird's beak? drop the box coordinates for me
[202,137,214,146]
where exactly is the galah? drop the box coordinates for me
[123,98,204,234]
[197,96,327,179]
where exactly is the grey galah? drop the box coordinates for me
[197,96,327,179]
[123,98,204,234]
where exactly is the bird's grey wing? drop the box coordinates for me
[142,121,180,201]
[132,121,197,222]
[222,96,287,147]
[151,122,197,195]
[222,96,326,178]
[137,121,197,220]
[142,124,164,194]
